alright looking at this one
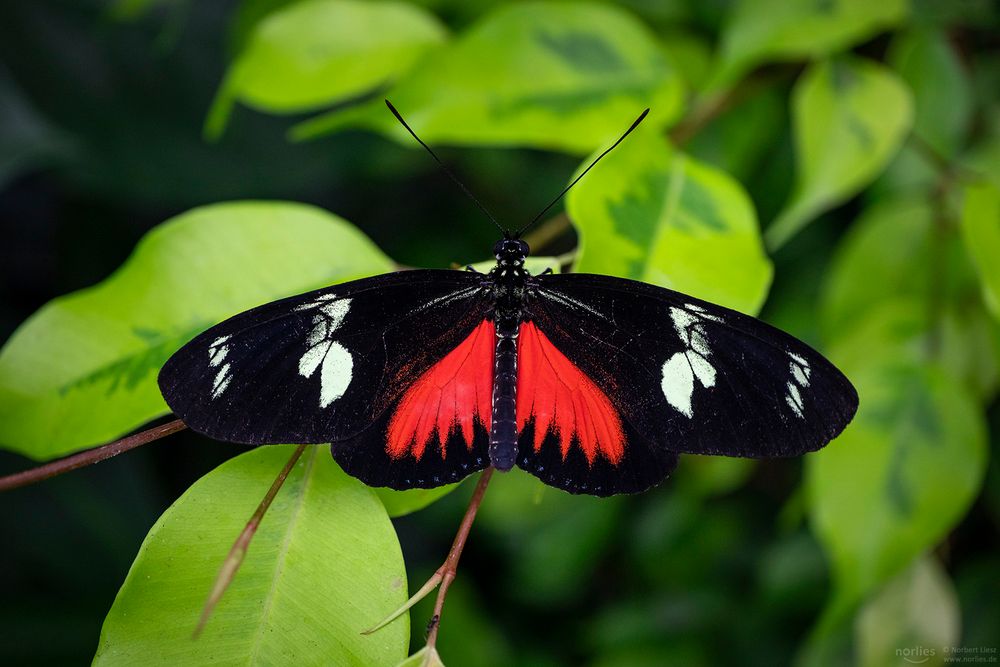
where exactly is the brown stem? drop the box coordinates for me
[194,444,308,638]
[0,418,187,493]
[361,468,495,642]
[669,67,798,148]
[425,467,494,650]
[522,212,571,254]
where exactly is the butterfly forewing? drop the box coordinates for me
[158,270,491,447]
[515,273,857,491]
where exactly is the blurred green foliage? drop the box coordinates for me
[0,0,998,665]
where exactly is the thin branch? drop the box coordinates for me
[425,467,493,650]
[194,444,309,638]
[669,67,797,147]
[521,212,571,254]
[0,419,187,493]
[362,467,495,642]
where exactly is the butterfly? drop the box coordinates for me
[158,105,858,497]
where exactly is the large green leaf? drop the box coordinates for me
[706,0,908,91]
[206,0,447,138]
[961,182,1000,318]
[292,1,684,154]
[821,195,1000,398]
[0,202,394,460]
[888,28,972,160]
[567,126,773,315]
[806,361,986,625]
[855,555,960,667]
[93,445,409,665]
[829,300,1000,403]
[766,57,913,250]
[820,196,935,337]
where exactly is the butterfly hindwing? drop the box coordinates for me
[158,270,492,448]
[513,319,678,495]
[515,273,857,491]
[331,319,496,489]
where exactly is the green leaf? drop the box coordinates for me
[707,0,908,91]
[567,126,773,315]
[806,361,987,623]
[855,555,960,667]
[766,57,913,250]
[828,300,1000,403]
[888,28,973,160]
[93,445,409,666]
[820,196,935,338]
[821,194,1000,398]
[961,181,1000,318]
[376,484,461,518]
[0,201,393,460]
[292,1,684,154]
[206,0,447,139]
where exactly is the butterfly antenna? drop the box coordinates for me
[385,100,507,237]
[514,108,649,239]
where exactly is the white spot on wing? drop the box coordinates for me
[690,354,716,387]
[209,346,228,367]
[662,306,720,417]
[318,342,352,407]
[299,340,332,378]
[296,296,354,408]
[208,338,233,398]
[212,363,232,398]
[661,354,695,417]
[785,352,811,419]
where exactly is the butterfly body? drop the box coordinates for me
[486,238,533,471]
[159,231,857,496]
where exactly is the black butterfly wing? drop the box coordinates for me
[516,272,857,495]
[158,269,491,449]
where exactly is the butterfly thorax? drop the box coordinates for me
[486,238,530,471]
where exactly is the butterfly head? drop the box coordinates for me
[494,238,529,266]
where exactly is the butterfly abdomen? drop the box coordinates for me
[489,315,519,471]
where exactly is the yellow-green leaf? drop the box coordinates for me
[0,202,393,460]
[568,126,772,315]
[94,445,409,666]
[292,1,684,154]
[707,0,908,91]
[206,0,447,138]
[807,362,986,622]
[767,57,913,250]
[961,181,1000,318]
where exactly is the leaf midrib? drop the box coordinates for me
[245,446,317,665]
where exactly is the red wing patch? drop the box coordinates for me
[516,321,624,466]
[387,319,494,460]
